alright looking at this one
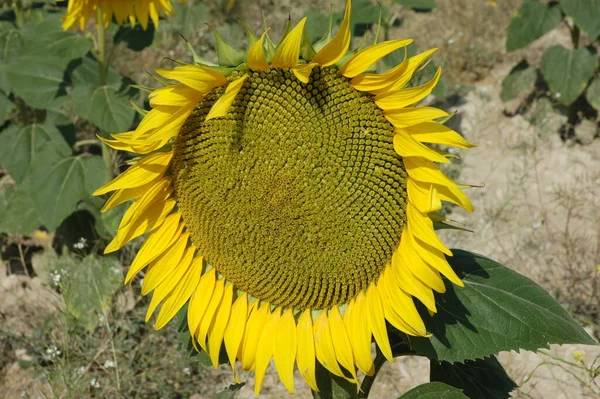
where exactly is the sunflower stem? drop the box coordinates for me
[11,0,25,28]
[95,7,114,184]
[357,351,387,398]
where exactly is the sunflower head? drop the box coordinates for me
[94,0,474,395]
[59,0,185,31]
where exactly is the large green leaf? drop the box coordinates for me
[351,0,381,26]
[0,180,42,235]
[7,55,66,109]
[62,255,123,332]
[167,2,211,38]
[304,7,330,43]
[500,61,537,102]
[541,45,597,105]
[397,382,467,399]
[408,250,597,363]
[585,76,600,110]
[72,85,136,133]
[0,123,71,184]
[70,56,122,89]
[430,357,517,399]
[27,155,105,231]
[20,18,89,65]
[506,0,561,52]
[312,363,357,399]
[0,91,14,124]
[560,0,600,39]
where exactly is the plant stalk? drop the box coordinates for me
[12,0,25,28]
[95,7,113,183]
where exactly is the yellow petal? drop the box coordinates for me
[149,84,203,107]
[399,232,445,293]
[141,232,189,295]
[196,278,225,352]
[98,134,135,152]
[329,306,358,382]
[254,309,281,397]
[312,0,351,66]
[125,213,182,284]
[341,39,413,78]
[314,311,346,379]
[154,255,203,330]
[145,245,195,321]
[411,234,463,287]
[156,65,228,93]
[224,293,247,382]
[404,156,473,212]
[208,283,233,368]
[104,199,176,253]
[292,62,317,84]
[404,122,475,149]
[133,100,199,143]
[206,74,248,121]
[375,67,441,111]
[380,268,427,336]
[374,48,438,95]
[241,302,268,370]
[350,48,409,92]
[94,151,172,196]
[344,295,374,375]
[407,179,442,214]
[272,18,307,68]
[366,284,393,361]
[385,107,449,129]
[247,29,270,71]
[406,202,451,256]
[297,310,319,391]
[101,180,155,213]
[188,268,216,344]
[391,250,437,312]
[394,129,450,163]
[116,178,171,229]
[273,309,297,394]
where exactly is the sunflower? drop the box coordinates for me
[59,0,184,31]
[94,0,474,394]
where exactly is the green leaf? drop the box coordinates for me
[397,382,467,399]
[541,45,597,105]
[312,363,357,399]
[214,383,246,399]
[62,255,123,332]
[114,23,155,51]
[7,55,66,109]
[560,0,600,39]
[27,155,104,231]
[506,0,561,52]
[20,18,89,65]
[0,179,42,235]
[0,123,71,185]
[396,0,437,11]
[70,56,122,89]
[72,85,136,133]
[351,0,381,26]
[0,91,14,124]
[167,2,211,38]
[585,76,600,110]
[500,61,537,102]
[304,7,330,43]
[0,26,23,63]
[430,357,517,399]
[408,250,597,363]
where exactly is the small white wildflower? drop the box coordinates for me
[183,367,191,376]
[76,366,85,375]
[90,378,101,389]
[555,92,561,99]
[532,220,543,230]
[103,360,115,368]
[447,38,455,45]
[45,345,61,358]
[51,271,62,286]
[73,237,88,250]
